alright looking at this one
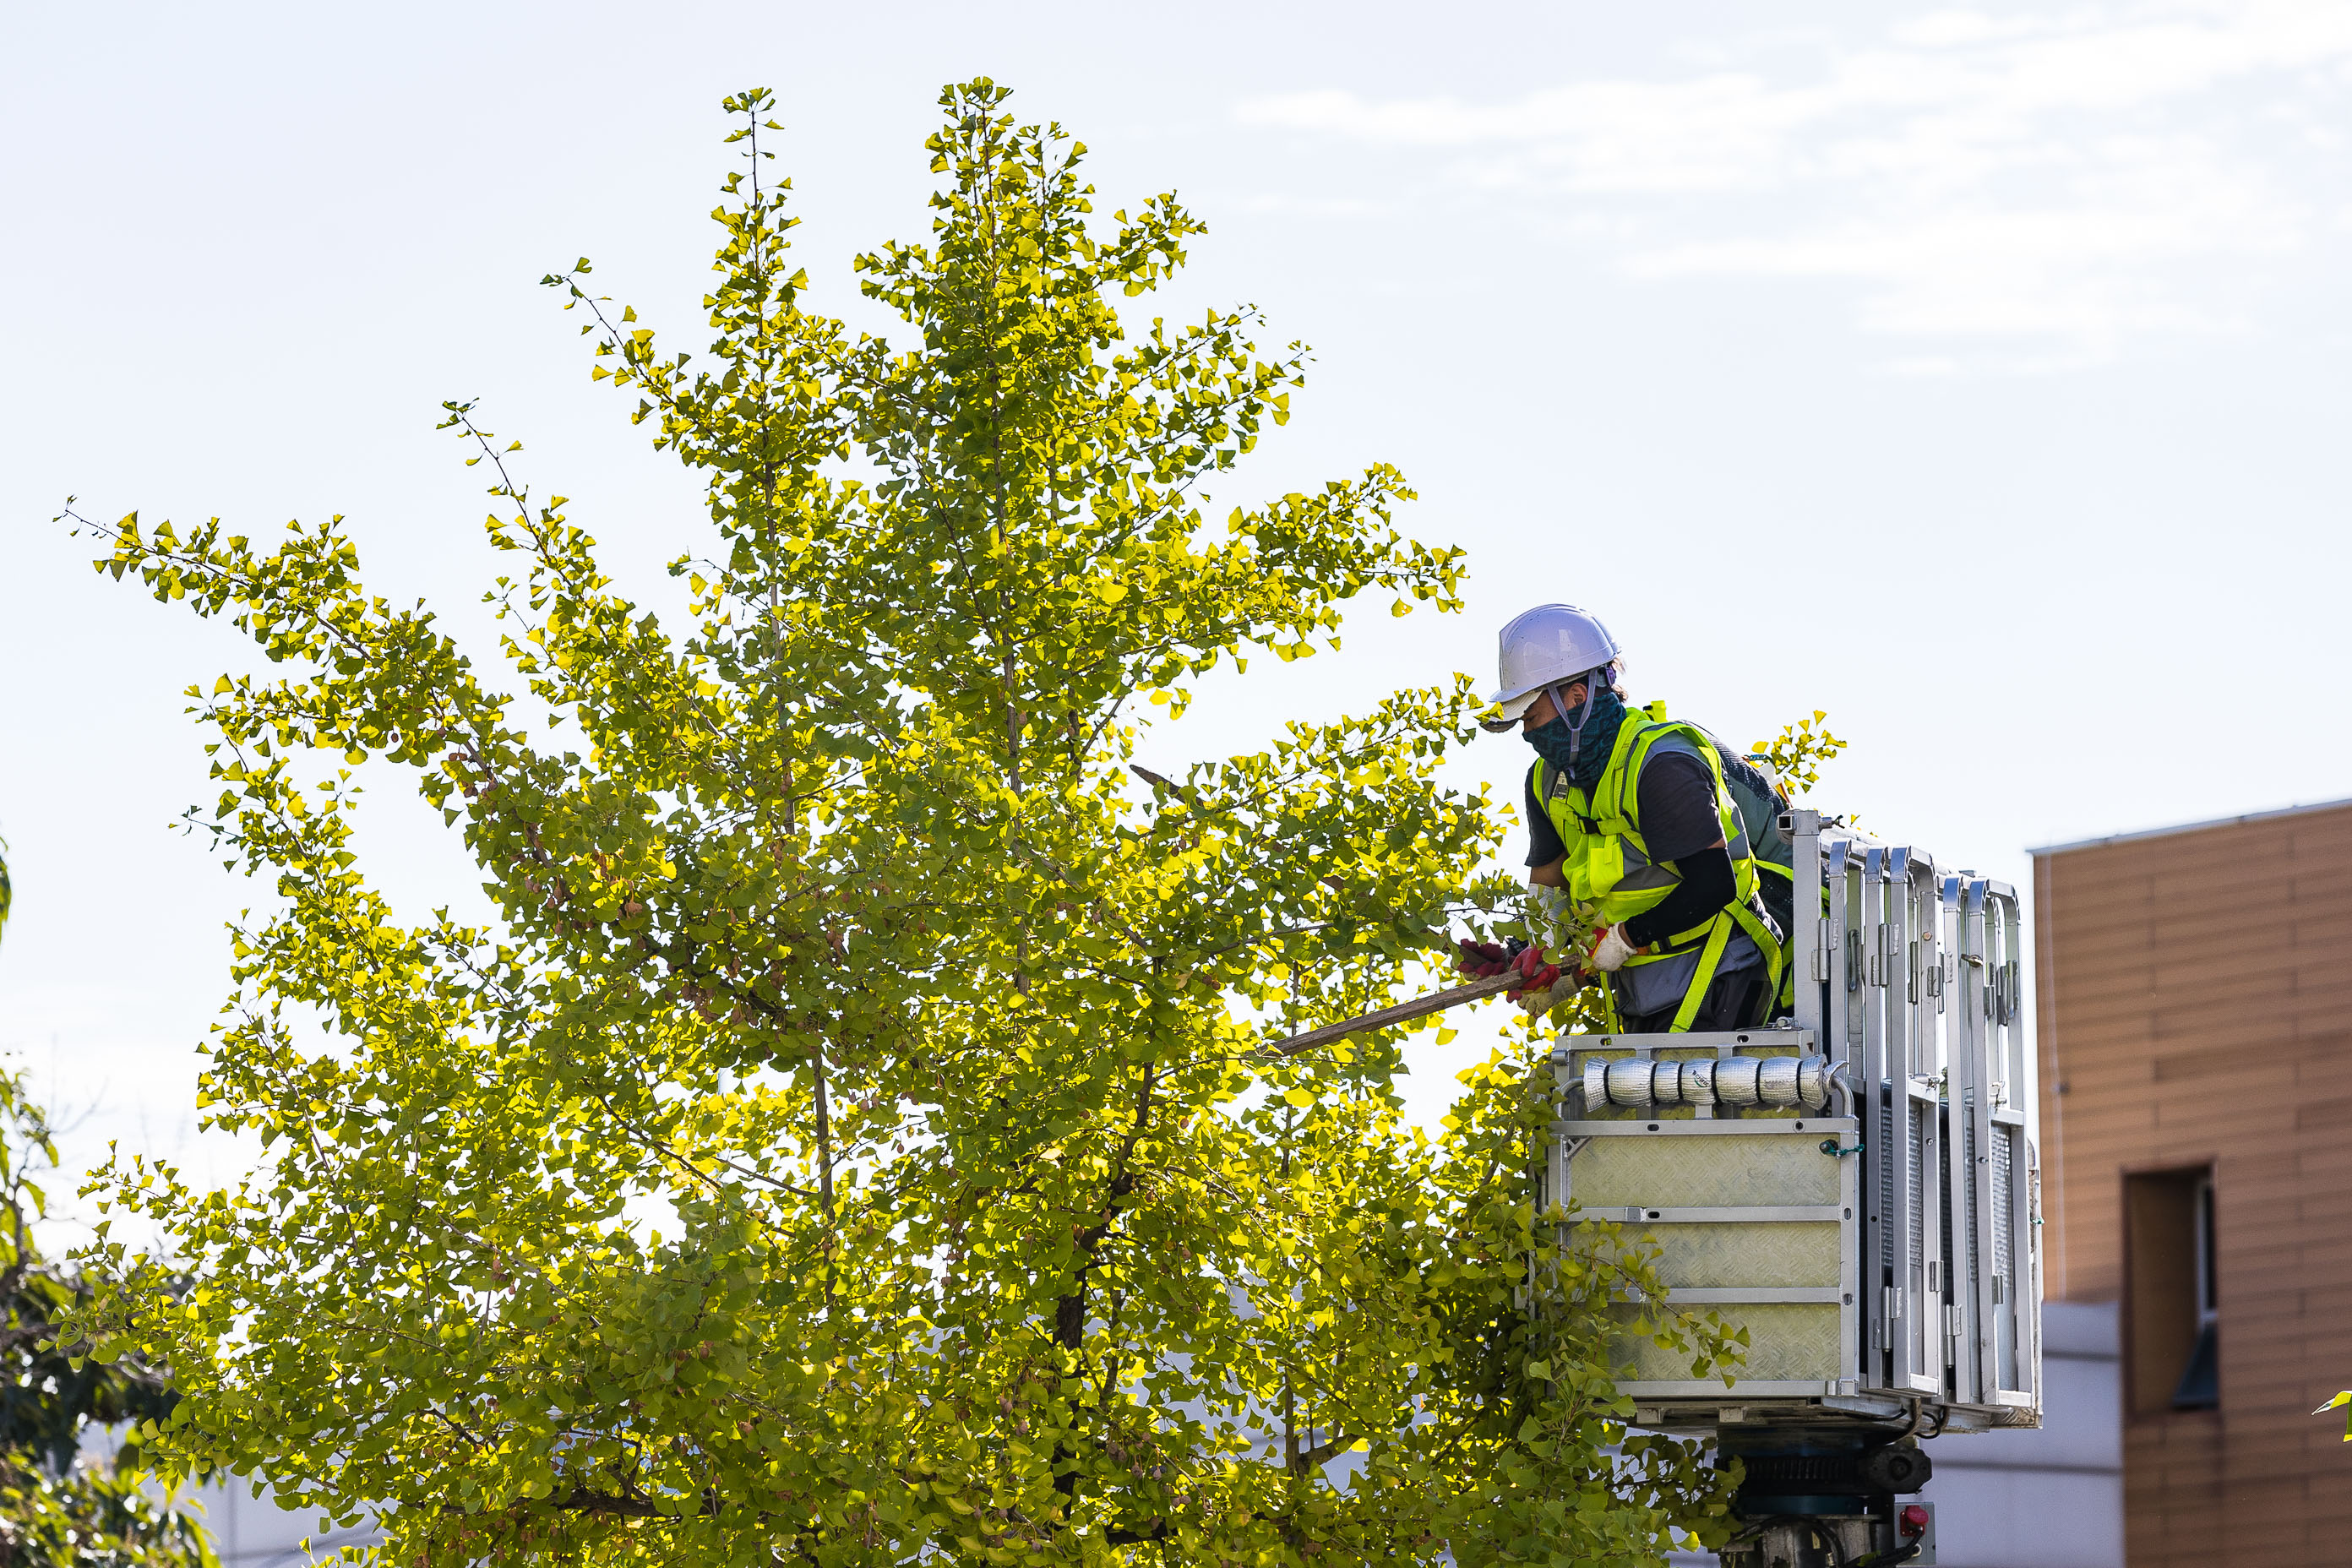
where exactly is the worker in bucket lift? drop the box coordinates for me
[1455,603,1791,1034]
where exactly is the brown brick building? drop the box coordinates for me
[2033,798,2352,1565]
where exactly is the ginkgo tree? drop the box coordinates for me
[58,83,1742,1565]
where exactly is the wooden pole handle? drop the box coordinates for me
[1268,970,1522,1058]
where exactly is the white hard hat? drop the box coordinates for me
[1483,603,1621,732]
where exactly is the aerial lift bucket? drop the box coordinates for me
[1535,808,2042,1567]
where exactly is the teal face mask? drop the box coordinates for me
[1527,685,1626,793]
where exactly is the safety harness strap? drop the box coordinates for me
[1754,861,1798,1009]
[1637,897,1786,1035]
[1729,898,1785,1015]
[1666,915,1736,1033]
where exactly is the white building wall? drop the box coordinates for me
[1925,1302,2123,1568]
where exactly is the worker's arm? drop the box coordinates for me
[1622,839,1733,947]
[1523,765,1569,888]
[1615,748,1740,949]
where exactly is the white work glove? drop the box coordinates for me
[1588,923,1642,973]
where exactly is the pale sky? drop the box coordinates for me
[4,0,2349,1194]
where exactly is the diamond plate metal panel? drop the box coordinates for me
[1646,1222,1843,1290]
[1574,1134,1843,1210]
[1610,1303,1843,1384]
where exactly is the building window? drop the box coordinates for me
[2126,1167,2219,1414]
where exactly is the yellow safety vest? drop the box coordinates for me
[1533,703,1784,1032]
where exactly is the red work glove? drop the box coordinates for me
[1455,938,1516,979]
[1507,943,1560,998]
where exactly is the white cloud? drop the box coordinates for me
[1236,1,2352,364]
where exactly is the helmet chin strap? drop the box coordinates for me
[1548,671,1604,768]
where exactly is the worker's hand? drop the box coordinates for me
[1506,943,1561,997]
[1509,944,1569,1016]
[1588,923,1642,973]
[1454,938,1517,979]
[1514,972,1581,1015]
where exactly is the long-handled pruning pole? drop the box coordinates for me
[1266,970,1527,1059]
